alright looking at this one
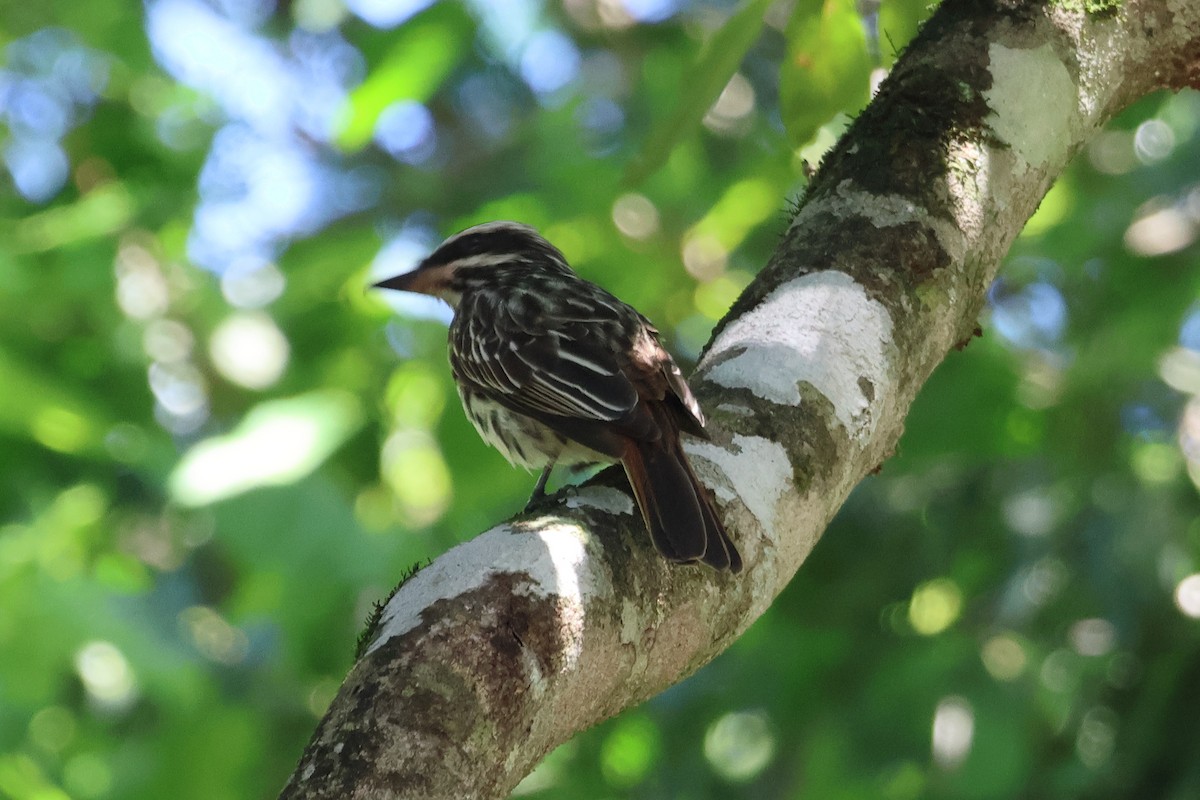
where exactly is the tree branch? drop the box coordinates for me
[281,2,1200,797]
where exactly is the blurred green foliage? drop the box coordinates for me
[779,0,870,147]
[1,1,1199,799]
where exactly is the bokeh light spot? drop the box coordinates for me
[989,280,1067,350]
[1134,119,1175,164]
[375,100,436,164]
[179,605,250,664]
[1076,706,1117,769]
[1174,573,1200,617]
[143,318,195,364]
[74,641,138,711]
[600,713,660,788]
[694,273,747,320]
[1002,486,1064,537]
[1087,130,1137,175]
[621,0,679,23]
[221,259,286,308]
[4,138,70,202]
[611,193,660,240]
[27,706,77,754]
[1069,618,1116,657]
[520,30,580,96]
[115,242,170,320]
[148,361,208,426]
[1131,441,1182,485]
[931,696,974,769]
[1125,204,1196,257]
[981,634,1027,681]
[908,577,962,636]
[704,73,755,135]
[293,0,349,31]
[354,485,396,532]
[209,312,291,390]
[703,710,776,782]
[386,362,446,429]
[62,752,113,799]
[381,431,452,526]
[1040,648,1079,694]
[346,0,435,28]
[681,233,727,281]
[31,406,91,453]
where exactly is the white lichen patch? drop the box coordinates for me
[689,432,828,582]
[687,434,791,539]
[619,597,643,645]
[564,484,635,516]
[985,43,1079,170]
[712,402,754,418]
[365,521,606,668]
[945,138,992,242]
[702,271,892,442]
[618,597,650,676]
[791,182,966,266]
[1069,22,1121,122]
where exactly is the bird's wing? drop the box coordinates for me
[450,292,641,426]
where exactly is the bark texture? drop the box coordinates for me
[281,2,1200,798]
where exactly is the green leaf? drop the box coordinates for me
[168,390,364,506]
[878,0,938,67]
[0,347,109,455]
[779,0,872,148]
[624,0,774,186]
[334,3,473,152]
[10,183,135,253]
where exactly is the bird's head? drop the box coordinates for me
[372,221,571,308]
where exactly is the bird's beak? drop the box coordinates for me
[372,271,420,293]
[372,262,453,297]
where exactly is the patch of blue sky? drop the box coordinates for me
[519,29,581,98]
[0,28,107,201]
[375,100,437,164]
[988,281,1068,351]
[148,0,377,272]
[147,0,297,137]
[4,138,69,203]
[621,0,681,23]
[345,0,436,28]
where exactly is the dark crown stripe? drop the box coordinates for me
[431,222,570,272]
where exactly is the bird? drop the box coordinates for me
[373,221,741,572]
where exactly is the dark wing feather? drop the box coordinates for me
[658,344,706,438]
[450,288,643,433]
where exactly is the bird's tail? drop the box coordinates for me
[621,430,742,573]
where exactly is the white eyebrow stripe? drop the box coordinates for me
[451,253,517,269]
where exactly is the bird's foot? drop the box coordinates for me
[523,464,554,512]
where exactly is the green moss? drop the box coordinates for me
[354,560,429,660]
[1054,0,1121,15]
